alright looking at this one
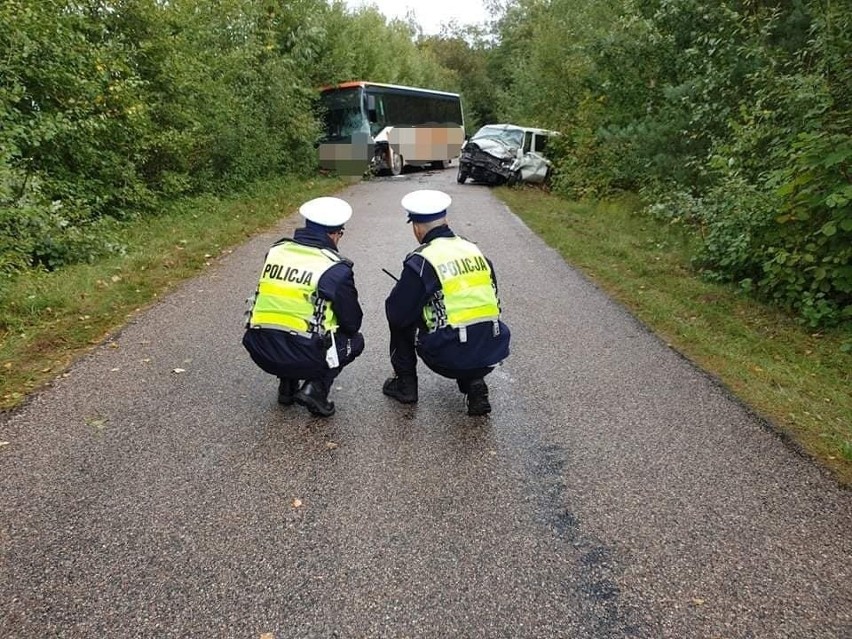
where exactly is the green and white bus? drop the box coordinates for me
[317,81,465,176]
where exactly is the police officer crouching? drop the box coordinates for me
[243,197,365,417]
[383,190,511,415]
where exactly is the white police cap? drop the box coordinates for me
[299,196,352,229]
[401,190,452,223]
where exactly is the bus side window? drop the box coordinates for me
[376,96,387,122]
[367,94,377,123]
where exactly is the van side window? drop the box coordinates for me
[535,135,549,155]
[523,131,533,153]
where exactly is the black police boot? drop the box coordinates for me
[295,381,336,417]
[466,378,491,416]
[382,375,418,404]
[277,378,299,406]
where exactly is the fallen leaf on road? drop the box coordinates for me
[260,633,275,639]
[172,368,186,374]
[0,441,9,448]
[86,417,108,430]
[691,598,705,606]
[292,498,303,508]
[325,441,338,450]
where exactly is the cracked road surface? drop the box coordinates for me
[2,168,850,637]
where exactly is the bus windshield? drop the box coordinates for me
[319,87,365,140]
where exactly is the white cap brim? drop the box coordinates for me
[401,190,452,216]
[299,197,352,227]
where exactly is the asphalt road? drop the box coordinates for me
[2,167,850,638]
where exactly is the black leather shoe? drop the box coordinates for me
[466,378,491,416]
[277,378,299,406]
[295,381,335,417]
[382,375,418,404]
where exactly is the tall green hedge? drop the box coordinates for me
[488,0,850,327]
[0,0,456,276]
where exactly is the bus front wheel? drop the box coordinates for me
[390,150,403,176]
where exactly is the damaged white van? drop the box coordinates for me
[457,124,559,186]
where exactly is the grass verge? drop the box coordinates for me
[0,176,343,411]
[497,186,852,486]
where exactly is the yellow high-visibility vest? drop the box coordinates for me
[417,236,500,331]
[247,241,340,336]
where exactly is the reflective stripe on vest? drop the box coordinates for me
[247,241,340,335]
[418,237,500,331]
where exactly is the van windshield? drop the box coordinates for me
[471,126,523,148]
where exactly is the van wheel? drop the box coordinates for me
[457,168,469,184]
[390,150,403,176]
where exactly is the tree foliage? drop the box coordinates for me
[0,0,454,275]
[418,26,499,131]
[487,0,851,327]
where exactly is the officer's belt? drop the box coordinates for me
[249,323,315,339]
[440,318,500,342]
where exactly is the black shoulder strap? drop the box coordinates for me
[320,247,352,267]
[407,240,432,260]
[271,237,295,248]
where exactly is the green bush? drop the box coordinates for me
[762,125,852,326]
[0,191,126,276]
[488,0,850,327]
